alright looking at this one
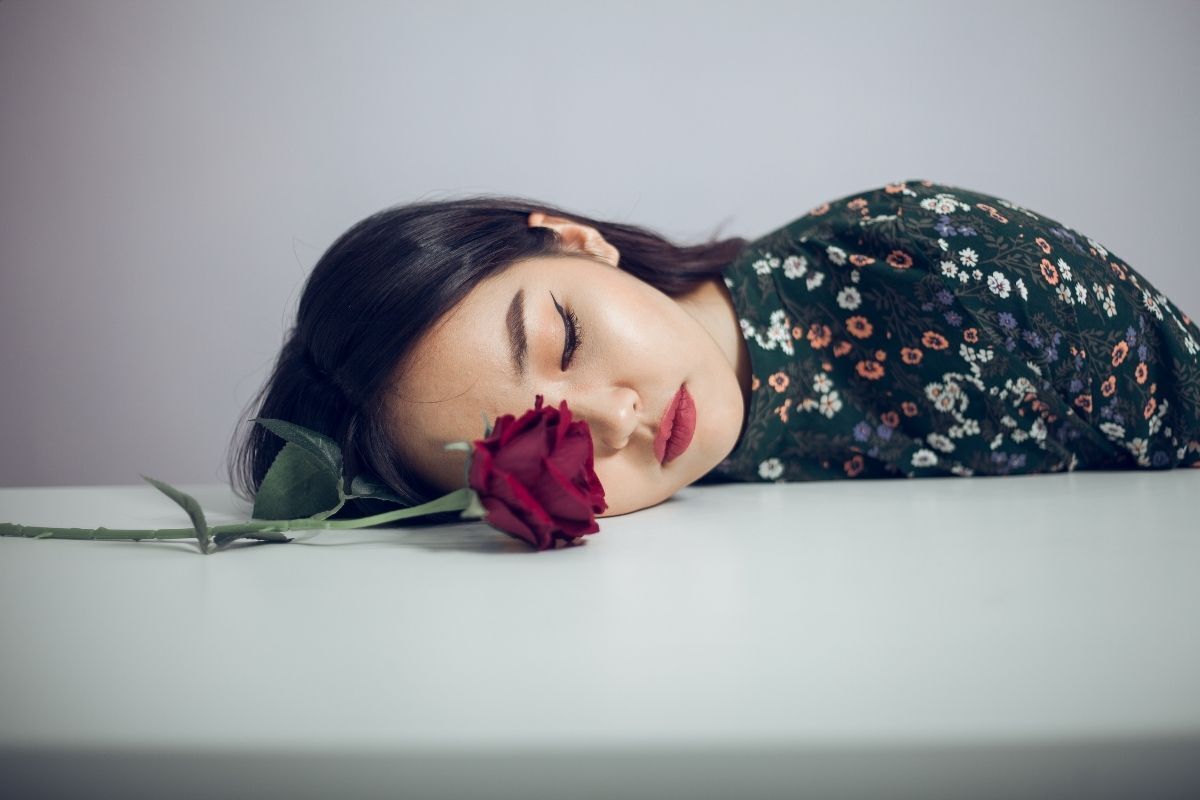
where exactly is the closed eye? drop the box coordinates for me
[549,291,583,370]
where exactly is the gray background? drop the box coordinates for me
[1,0,1197,489]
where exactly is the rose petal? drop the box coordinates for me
[536,457,600,537]
[489,470,557,549]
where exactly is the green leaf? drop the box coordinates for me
[141,476,213,555]
[251,417,343,488]
[347,474,406,505]
[252,442,344,521]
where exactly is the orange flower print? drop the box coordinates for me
[901,401,919,417]
[884,182,906,193]
[856,360,885,380]
[886,250,914,269]
[1040,258,1059,285]
[963,327,979,343]
[833,341,853,357]
[1101,375,1116,397]
[921,331,949,350]
[791,325,804,340]
[1035,236,1052,254]
[1111,262,1127,280]
[807,323,832,348]
[975,203,1008,223]
[810,202,831,216]
[846,316,874,339]
[881,410,900,427]
[768,371,789,392]
[751,375,761,391]
[847,197,868,211]
[1144,396,1157,419]
[774,398,792,424]
[1074,394,1093,413]
[901,347,924,365]
[1135,362,1148,384]
[845,453,865,477]
[874,349,887,361]
[1111,340,1129,367]
[848,254,876,267]
[822,361,833,371]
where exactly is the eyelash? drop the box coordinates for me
[563,307,583,369]
[550,292,584,370]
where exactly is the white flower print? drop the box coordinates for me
[806,271,825,291]
[850,269,861,284]
[836,286,862,310]
[758,458,784,480]
[1016,277,1029,301]
[972,269,983,281]
[958,248,979,267]
[911,448,939,467]
[813,373,833,394]
[1143,289,1164,320]
[1055,283,1075,305]
[940,260,959,278]
[1011,429,1029,443]
[724,276,734,289]
[826,246,847,266]
[925,381,958,413]
[1149,414,1162,436]
[960,418,980,436]
[818,390,843,418]
[1029,417,1047,442]
[927,432,956,453]
[1074,283,1088,304]
[744,311,794,355]
[1185,334,1199,356]
[987,270,1011,298]
[1102,292,1117,317]
[1099,421,1126,442]
[753,253,780,275]
[919,193,971,214]
[1127,437,1150,466]
[958,271,970,284]
[938,238,949,252]
[1087,237,1109,259]
[1056,258,1072,281]
[767,309,795,355]
[782,255,808,279]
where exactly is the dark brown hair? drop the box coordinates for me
[226,194,749,519]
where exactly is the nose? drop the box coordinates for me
[561,385,642,452]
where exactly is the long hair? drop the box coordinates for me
[226,194,749,520]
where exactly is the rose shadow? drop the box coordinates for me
[216,521,588,555]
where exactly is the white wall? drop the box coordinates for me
[2,0,1197,487]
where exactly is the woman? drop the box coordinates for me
[228,179,1200,519]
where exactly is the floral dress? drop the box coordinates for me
[707,179,1200,483]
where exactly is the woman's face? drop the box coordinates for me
[384,244,748,516]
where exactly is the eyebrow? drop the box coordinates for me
[506,287,527,379]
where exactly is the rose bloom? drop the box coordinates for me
[385,213,752,516]
[468,395,607,549]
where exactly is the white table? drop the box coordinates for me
[2,472,1199,799]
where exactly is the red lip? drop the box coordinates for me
[654,384,696,465]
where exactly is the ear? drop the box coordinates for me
[528,212,620,267]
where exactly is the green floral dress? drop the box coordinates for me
[707,179,1200,482]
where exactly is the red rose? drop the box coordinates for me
[467,395,607,550]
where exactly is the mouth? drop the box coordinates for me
[654,383,696,466]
